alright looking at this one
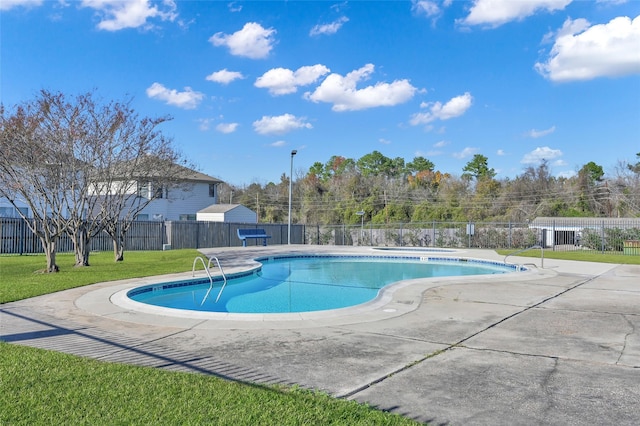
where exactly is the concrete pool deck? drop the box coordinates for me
[1,246,639,424]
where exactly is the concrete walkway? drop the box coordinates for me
[1,246,639,425]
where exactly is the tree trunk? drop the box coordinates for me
[41,237,59,273]
[113,237,125,262]
[73,224,91,267]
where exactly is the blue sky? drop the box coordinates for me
[2,0,639,186]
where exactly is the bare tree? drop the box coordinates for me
[0,93,80,271]
[96,154,190,262]
[80,101,190,262]
[1,90,188,268]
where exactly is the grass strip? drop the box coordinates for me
[0,342,418,425]
[0,250,201,303]
[496,249,640,264]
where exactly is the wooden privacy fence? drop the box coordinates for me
[0,218,166,255]
[165,222,303,249]
[0,218,303,254]
[2,217,639,254]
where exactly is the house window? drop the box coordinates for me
[154,185,164,199]
[137,181,150,198]
[179,214,196,221]
[138,181,166,199]
[135,214,149,221]
[209,184,216,197]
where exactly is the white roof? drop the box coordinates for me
[197,204,253,214]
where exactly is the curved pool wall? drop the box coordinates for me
[113,254,526,320]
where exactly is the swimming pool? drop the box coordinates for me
[126,255,521,314]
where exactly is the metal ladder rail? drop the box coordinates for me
[504,244,544,269]
[207,256,228,303]
[192,256,228,305]
[192,256,213,305]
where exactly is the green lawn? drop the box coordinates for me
[0,250,419,425]
[0,342,415,425]
[496,248,640,264]
[0,249,202,303]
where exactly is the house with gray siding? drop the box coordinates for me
[90,165,224,222]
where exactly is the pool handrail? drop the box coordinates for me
[504,245,544,269]
[192,256,228,305]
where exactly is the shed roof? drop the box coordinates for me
[198,204,249,214]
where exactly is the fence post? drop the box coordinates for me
[432,220,436,247]
[344,224,347,246]
[601,220,605,253]
[20,218,25,255]
[369,222,373,246]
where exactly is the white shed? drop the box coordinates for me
[530,217,640,247]
[196,204,257,223]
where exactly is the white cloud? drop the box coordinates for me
[434,140,449,148]
[80,0,177,31]
[535,15,640,82]
[497,149,507,156]
[526,125,556,138]
[557,169,576,178]
[410,92,473,125]
[304,64,417,111]
[453,147,478,159]
[146,82,204,109]
[416,149,444,157]
[310,16,349,36]
[596,0,628,5]
[227,2,242,12]
[379,138,391,145]
[270,140,287,148]
[0,0,42,11]
[197,118,212,131]
[460,0,571,28]
[253,113,312,135]
[209,22,276,59]
[521,146,563,164]
[216,122,239,134]
[412,0,441,18]
[255,65,330,95]
[206,69,244,85]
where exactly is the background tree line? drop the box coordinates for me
[221,151,640,226]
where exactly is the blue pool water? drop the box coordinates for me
[128,255,518,314]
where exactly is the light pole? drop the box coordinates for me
[288,149,297,244]
[356,210,365,245]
